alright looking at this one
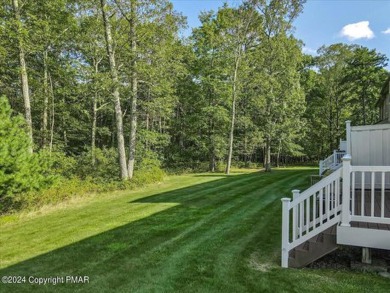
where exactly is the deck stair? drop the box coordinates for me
[319,150,345,176]
[288,225,337,268]
[282,154,390,268]
[282,122,390,268]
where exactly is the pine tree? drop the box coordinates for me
[0,96,51,201]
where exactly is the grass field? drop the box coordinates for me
[1,168,389,292]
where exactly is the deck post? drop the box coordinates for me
[319,160,323,176]
[341,155,352,227]
[362,247,372,264]
[345,121,351,155]
[292,190,300,240]
[281,198,291,268]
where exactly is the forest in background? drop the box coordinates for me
[0,0,388,213]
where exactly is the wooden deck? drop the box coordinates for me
[351,189,390,230]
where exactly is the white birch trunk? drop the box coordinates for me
[100,0,129,179]
[127,0,138,179]
[13,0,33,153]
[225,56,240,175]
[42,50,49,148]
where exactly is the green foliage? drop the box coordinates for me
[7,178,101,212]
[76,148,120,182]
[302,44,389,158]
[2,163,165,214]
[0,96,53,203]
[38,150,78,178]
[0,0,389,213]
[343,47,388,125]
[131,167,166,186]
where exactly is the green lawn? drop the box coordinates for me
[0,168,389,292]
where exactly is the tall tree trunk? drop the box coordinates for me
[91,59,99,166]
[92,96,97,166]
[225,8,255,174]
[207,117,215,172]
[62,96,67,147]
[49,73,55,153]
[265,137,272,172]
[91,69,97,166]
[127,0,138,179]
[276,139,282,168]
[209,151,216,172]
[13,0,33,153]
[42,50,49,148]
[225,56,240,175]
[244,128,249,167]
[100,0,128,179]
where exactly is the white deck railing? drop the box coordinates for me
[349,166,390,225]
[319,150,345,175]
[282,154,390,268]
[281,168,343,268]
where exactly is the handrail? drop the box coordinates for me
[319,150,345,175]
[290,169,342,209]
[281,167,343,267]
[351,166,390,172]
[282,159,390,268]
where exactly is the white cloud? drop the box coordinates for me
[382,28,390,34]
[302,47,317,55]
[340,21,374,41]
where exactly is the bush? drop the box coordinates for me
[0,114,166,214]
[38,148,120,183]
[76,148,120,181]
[3,177,99,213]
[0,162,166,214]
[235,161,261,169]
[132,166,165,185]
[0,96,54,204]
[42,151,78,178]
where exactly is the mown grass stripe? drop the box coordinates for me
[1,168,390,293]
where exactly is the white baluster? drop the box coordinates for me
[341,155,351,227]
[281,198,291,268]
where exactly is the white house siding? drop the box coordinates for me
[351,124,390,166]
[350,124,390,189]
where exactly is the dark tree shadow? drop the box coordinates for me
[0,169,315,292]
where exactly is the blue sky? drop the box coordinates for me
[171,0,390,69]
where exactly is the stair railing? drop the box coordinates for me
[281,167,343,268]
[319,150,345,175]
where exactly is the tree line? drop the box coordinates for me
[0,0,388,190]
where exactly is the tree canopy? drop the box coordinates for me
[0,0,388,196]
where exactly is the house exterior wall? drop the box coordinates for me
[351,124,390,166]
[350,124,390,188]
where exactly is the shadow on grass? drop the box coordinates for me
[192,174,232,177]
[0,169,316,292]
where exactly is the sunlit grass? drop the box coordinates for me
[1,168,389,292]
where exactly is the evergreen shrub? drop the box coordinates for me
[0,96,54,211]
